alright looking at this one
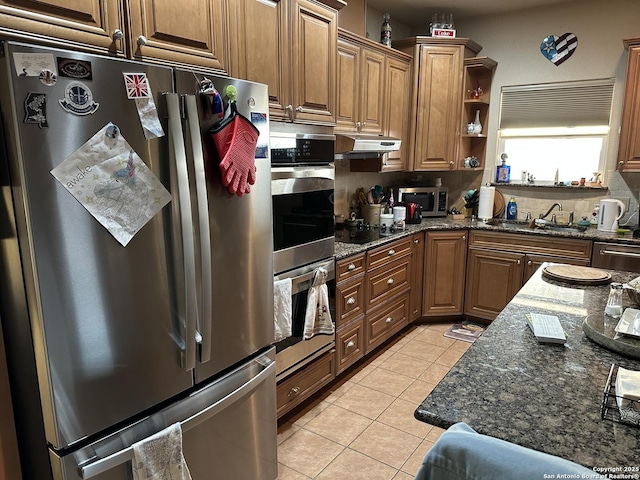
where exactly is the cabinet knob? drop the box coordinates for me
[347,297,356,305]
[285,105,293,111]
[619,160,625,168]
[348,263,356,270]
[462,235,466,240]
[385,317,392,323]
[137,35,148,46]
[346,340,355,349]
[356,121,361,128]
[112,29,124,41]
[387,278,394,285]
[287,386,300,398]
[527,260,532,265]
[414,239,419,244]
[449,160,454,169]
[517,259,521,265]
[388,249,395,255]
[296,106,303,112]
[362,122,367,127]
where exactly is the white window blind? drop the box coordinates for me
[499,78,615,129]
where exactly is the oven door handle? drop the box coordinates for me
[278,261,335,296]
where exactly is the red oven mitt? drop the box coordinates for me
[210,102,259,197]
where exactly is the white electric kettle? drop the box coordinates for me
[598,199,625,232]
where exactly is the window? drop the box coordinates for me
[497,79,614,185]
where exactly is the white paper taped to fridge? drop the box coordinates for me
[50,122,172,247]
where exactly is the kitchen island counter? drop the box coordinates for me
[414,264,640,468]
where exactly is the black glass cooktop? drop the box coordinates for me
[335,225,403,244]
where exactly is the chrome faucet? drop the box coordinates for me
[539,203,563,220]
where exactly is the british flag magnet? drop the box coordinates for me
[123,73,151,99]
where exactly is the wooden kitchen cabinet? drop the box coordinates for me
[423,230,468,317]
[230,0,338,125]
[0,0,227,71]
[336,30,386,134]
[0,0,126,55]
[617,37,640,171]
[276,349,335,417]
[464,231,592,321]
[410,232,425,320]
[364,237,411,352]
[334,253,366,374]
[394,37,482,171]
[381,53,412,172]
[459,56,497,171]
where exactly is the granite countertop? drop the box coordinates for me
[414,265,640,468]
[334,217,640,260]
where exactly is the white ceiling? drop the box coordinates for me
[365,0,580,30]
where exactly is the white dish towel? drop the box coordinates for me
[131,422,192,480]
[303,267,334,340]
[274,277,292,342]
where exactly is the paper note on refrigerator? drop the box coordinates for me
[50,123,172,246]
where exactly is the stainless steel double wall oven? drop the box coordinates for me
[271,132,336,380]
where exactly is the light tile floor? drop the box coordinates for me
[276,322,472,480]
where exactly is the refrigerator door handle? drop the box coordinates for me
[183,94,213,364]
[166,93,197,371]
[77,358,275,479]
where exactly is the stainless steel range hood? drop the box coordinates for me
[334,133,401,159]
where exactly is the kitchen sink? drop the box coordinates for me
[484,219,531,230]
[544,225,588,233]
[484,219,587,234]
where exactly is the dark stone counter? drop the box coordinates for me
[334,218,640,260]
[414,265,640,468]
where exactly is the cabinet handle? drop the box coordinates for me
[287,386,300,398]
[387,278,394,285]
[347,297,356,305]
[385,317,392,323]
[296,106,303,112]
[112,29,123,41]
[388,249,395,255]
[137,35,148,46]
[346,341,355,349]
[348,263,356,271]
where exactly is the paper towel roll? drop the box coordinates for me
[478,186,495,220]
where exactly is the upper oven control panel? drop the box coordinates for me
[270,132,335,166]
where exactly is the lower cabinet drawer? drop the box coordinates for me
[365,293,409,353]
[276,349,335,418]
[335,317,365,375]
[366,256,411,310]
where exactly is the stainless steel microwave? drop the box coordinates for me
[397,187,448,218]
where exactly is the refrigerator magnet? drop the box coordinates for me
[56,57,93,80]
[38,69,57,86]
[23,92,48,128]
[58,81,99,115]
[13,52,56,77]
[123,73,164,139]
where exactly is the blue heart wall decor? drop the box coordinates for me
[540,33,578,66]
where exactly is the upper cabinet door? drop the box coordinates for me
[290,0,337,125]
[335,39,360,131]
[618,39,640,171]
[382,54,411,172]
[128,0,226,72]
[413,45,463,171]
[228,0,290,120]
[359,48,385,134]
[0,0,126,55]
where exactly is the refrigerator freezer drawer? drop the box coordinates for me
[54,348,277,480]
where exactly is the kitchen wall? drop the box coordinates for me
[351,0,640,226]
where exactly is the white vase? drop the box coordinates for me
[472,110,482,135]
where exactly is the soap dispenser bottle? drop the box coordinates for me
[506,196,518,220]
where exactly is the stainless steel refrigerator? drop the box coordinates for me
[0,41,276,480]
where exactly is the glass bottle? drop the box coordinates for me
[380,13,392,47]
[429,13,438,36]
[605,282,624,318]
